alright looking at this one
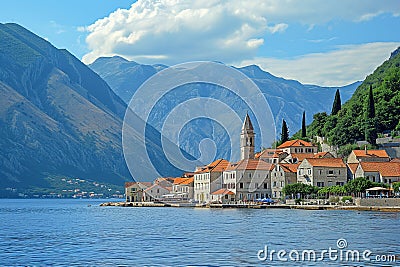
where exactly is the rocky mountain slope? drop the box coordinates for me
[0,23,132,191]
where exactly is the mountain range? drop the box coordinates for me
[89,56,361,162]
[90,56,361,137]
[0,23,367,194]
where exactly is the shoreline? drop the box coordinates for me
[99,201,400,212]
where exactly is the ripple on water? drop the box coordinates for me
[0,199,399,266]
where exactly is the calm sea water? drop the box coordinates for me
[0,199,399,266]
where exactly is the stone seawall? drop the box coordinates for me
[355,198,400,207]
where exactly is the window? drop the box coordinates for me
[273,181,277,187]
[336,182,344,186]
[317,182,324,187]
[308,169,311,175]
[319,170,322,175]
[264,183,268,189]
[255,183,258,188]
[239,183,244,189]
[239,193,243,200]
[280,181,283,187]
[249,173,252,178]
[328,170,334,175]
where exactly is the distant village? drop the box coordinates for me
[125,114,400,205]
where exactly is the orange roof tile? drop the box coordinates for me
[195,159,230,173]
[352,150,389,158]
[173,177,189,185]
[290,153,315,162]
[256,149,285,159]
[313,152,333,158]
[391,158,400,163]
[280,163,300,173]
[211,189,235,195]
[226,159,273,171]
[347,163,359,174]
[304,158,346,168]
[278,139,316,148]
[359,162,400,177]
[177,178,194,185]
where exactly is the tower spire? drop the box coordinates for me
[240,113,255,160]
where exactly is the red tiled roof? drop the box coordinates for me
[391,158,400,163]
[256,149,285,159]
[359,162,400,177]
[177,178,194,185]
[304,158,346,168]
[313,152,333,158]
[347,163,359,174]
[173,177,189,185]
[211,189,235,195]
[278,139,316,148]
[290,153,315,162]
[144,184,171,192]
[195,159,230,173]
[352,150,389,158]
[280,163,300,173]
[226,159,273,171]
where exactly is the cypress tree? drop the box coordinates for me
[366,85,375,118]
[281,119,289,143]
[331,89,341,115]
[365,85,377,145]
[301,111,306,138]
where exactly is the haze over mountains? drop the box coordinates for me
[0,23,366,193]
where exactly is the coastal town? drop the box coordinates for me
[124,114,400,208]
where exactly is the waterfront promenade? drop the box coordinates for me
[100,201,400,211]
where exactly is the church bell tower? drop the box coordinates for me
[240,113,255,160]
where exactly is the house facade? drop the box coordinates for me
[297,158,347,187]
[222,159,273,201]
[347,149,390,163]
[143,184,171,202]
[125,182,152,202]
[278,139,318,155]
[172,177,194,200]
[271,163,298,199]
[355,162,400,183]
[194,159,230,203]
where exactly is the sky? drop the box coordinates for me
[1,0,400,86]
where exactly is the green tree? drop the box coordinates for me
[281,119,289,143]
[365,85,377,145]
[393,182,400,193]
[344,177,373,194]
[301,111,306,138]
[331,89,341,115]
[282,183,319,198]
[308,112,328,137]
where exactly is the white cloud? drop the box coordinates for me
[239,42,400,86]
[81,0,400,68]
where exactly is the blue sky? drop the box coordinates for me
[1,0,399,86]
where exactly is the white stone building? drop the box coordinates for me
[297,158,347,187]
